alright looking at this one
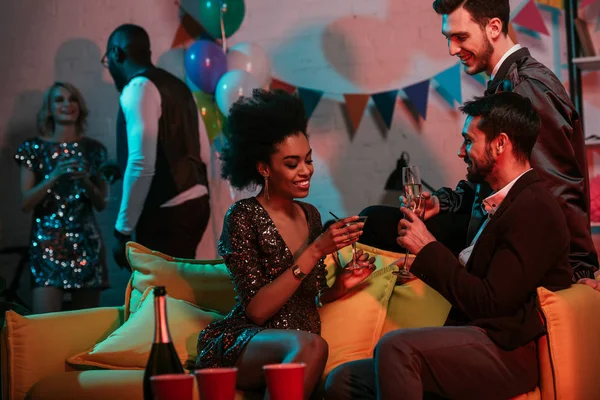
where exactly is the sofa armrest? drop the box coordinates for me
[2,306,124,400]
[536,285,600,400]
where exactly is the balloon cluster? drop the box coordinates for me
[183,0,271,141]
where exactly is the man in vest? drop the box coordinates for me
[103,24,210,267]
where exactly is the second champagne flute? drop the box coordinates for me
[347,216,368,268]
[396,165,423,283]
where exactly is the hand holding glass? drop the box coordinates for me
[396,166,423,283]
[99,161,122,202]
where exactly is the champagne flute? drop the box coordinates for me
[329,212,368,269]
[347,216,369,269]
[99,162,122,202]
[396,165,423,283]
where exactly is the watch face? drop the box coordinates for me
[293,265,305,279]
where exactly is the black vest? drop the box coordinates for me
[116,67,208,213]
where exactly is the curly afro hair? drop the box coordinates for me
[220,89,308,190]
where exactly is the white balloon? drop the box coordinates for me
[226,42,271,88]
[215,70,261,116]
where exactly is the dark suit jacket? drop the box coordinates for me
[411,170,573,351]
[435,47,598,281]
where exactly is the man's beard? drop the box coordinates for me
[465,36,494,76]
[466,145,495,183]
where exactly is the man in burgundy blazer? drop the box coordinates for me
[324,93,573,400]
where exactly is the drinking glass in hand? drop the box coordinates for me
[396,165,423,284]
[99,162,122,202]
[346,216,369,269]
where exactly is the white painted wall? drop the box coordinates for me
[0,0,598,306]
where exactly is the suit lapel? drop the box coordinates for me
[487,170,538,222]
[464,170,540,271]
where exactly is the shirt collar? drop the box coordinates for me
[482,168,532,216]
[490,44,522,81]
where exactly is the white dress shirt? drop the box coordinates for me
[490,44,522,81]
[115,76,209,235]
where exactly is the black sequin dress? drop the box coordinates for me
[196,197,327,368]
[14,137,109,290]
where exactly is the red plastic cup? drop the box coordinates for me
[150,373,194,400]
[194,367,238,400]
[263,363,305,400]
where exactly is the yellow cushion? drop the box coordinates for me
[3,307,124,400]
[67,288,222,370]
[124,242,236,318]
[320,245,398,375]
[336,243,451,336]
[536,284,600,400]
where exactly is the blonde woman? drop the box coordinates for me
[15,82,109,314]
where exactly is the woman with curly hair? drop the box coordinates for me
[14,82,109,314]
[196,89,375,398]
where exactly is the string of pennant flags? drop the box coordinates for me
[171,0,600,138]
[270,65,460,132]
[263,0,599,134]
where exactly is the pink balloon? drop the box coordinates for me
[226,43,271,88]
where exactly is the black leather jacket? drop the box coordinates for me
[435,48,598,281]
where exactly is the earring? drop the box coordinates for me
[263,175,270,201]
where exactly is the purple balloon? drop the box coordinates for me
[185,40,227,94]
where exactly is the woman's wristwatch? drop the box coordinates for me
[291,264,307,280]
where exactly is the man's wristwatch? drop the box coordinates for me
[114,228,132,241]
[291,264,307,281]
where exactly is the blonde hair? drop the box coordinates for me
[37,82,89,136]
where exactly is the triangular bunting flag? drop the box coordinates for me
[371,90,399,128]
[297,87,324,119]
[470,72,488,86]
[343,94,370,133]
[581,0,595,8]
[403,80,430,119]
[433,64,462,107]
[512,0,550,36]
[171,23,193,49]
[534,0,563,10]
[270,78,297,94]
[171,12,208,48]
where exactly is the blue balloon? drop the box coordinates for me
[184,40,227,94]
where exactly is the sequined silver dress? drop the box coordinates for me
[14,137,109,290]
[196,197,327,368]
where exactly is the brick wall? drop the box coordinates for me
[0,0,598,306]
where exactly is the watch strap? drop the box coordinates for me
[291,264,307,280]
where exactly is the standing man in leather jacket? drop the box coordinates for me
[361,0,598,281]
[104,24,211,266]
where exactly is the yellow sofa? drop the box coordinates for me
[2,243,600,400]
